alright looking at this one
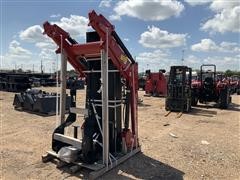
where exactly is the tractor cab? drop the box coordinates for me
[165,66,192,112]
[201,65,219,102]
[191,64,231,108]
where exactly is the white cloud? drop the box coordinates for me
[191,39,240,53]
[136,49,178,71]
[52,15,89,37]
[39,48,55,61]
[138,49,170,60]
[19,25,46,43]
[184,54,240,71]
[110,0,184,21]
[202,55,240,71]
[139,26,187,48]
[50,14,61,18]
[35,41,56,49]
[201,1,240,33]
[191,39,218,52]
[123,38,129,42]
[185,55,202,68]
[109,14,121,21]
[219,41,240,53]
[19,25,57,62]
[8,14,90,72]
[20,14,89,45]
[210,1,239,11]
[18,14,89,66]
[184,0,212,6]
[99,0,112,8]
[2,43,56,72]
[8,40,32,58]
[1,40,33,70]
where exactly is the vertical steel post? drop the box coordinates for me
[101,28,109,167]
[131,65,137,145]
[56,54,59,126]
[60,38,67,124]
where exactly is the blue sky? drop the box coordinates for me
[1,0,239,73]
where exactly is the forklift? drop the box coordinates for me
[165,66,192,112]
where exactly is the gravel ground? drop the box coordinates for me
[0,87,239,179]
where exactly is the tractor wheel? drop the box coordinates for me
[165,99,170,111]
[185,100,191,112]
[237,89,240,95]
[191,90,198,106]
[191,95,198,106]
[219,88,230,109]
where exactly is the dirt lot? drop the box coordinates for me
[0,87,240,180]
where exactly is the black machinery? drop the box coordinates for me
[66,78,85,90]
[165,66,192,112]
[0,74,31,92]
[13,89,71,115]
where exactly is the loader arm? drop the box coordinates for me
[43,10,138,144]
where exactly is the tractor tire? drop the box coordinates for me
[165,99,170,111]
[185,100,191,112]
[237,89,240,95]
[191,95,198,106]
[191,90,198,106]
[219,88,230,109]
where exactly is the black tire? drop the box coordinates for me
[191,89,198,106]
[165,99,170,111]
[191,94,198,106]
[185,100,191,112]
[219,88,230,109]
[237,89,240,95]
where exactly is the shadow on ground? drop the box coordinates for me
[190,107,217,117]
[138,102,151,107]
[193,102,239,113]
[49,152,184,180]
[227,103,240,112]
[103,152,184,180]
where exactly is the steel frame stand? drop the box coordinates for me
[42,30,140,180]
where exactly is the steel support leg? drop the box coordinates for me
[101,48,109,167]
[60,48,67,124]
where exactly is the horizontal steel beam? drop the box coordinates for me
[53,133,82,148]
[70,107,88,115]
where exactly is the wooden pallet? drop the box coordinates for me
[42,147,141,179]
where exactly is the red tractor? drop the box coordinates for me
[191,64,231,109]
[145,69,167,97]
[230,75,240,95]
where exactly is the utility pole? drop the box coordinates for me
[41,59,43,74]
[181,49,185,65]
